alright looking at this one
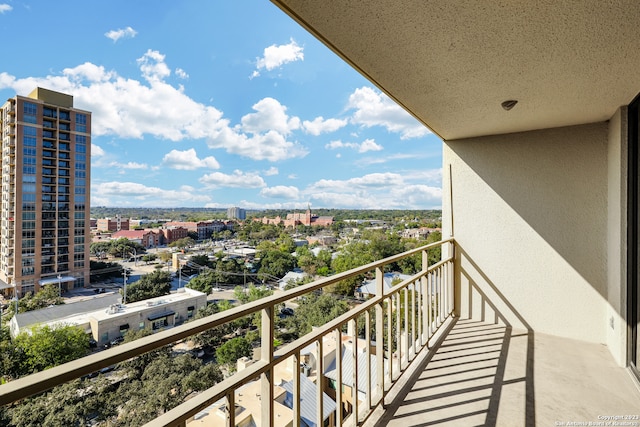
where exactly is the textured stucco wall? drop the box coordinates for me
[443,122,610,345]
[607,107,628,366]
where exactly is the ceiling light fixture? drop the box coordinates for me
[501,100,518,111]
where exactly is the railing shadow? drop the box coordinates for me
[458,244,535,427]
[372,244,535,427]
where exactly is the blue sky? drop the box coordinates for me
[0,1,443,210]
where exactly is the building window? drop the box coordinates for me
[23,102,37,116]
[75,113,87,133]
[23,126,37,136]
[21,266,34,276]
[139,322,145,330]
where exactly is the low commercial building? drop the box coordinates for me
[111,229,162,248]
[96,215,130,232]
[10,288,207,346]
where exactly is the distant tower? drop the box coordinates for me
[0,88,91,297]
[305,203,312,226]
[227,206,246,220]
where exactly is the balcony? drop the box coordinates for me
[1,239,638,426]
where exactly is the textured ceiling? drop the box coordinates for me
[271,0,640,140]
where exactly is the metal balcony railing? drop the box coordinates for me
[0,238,455,427]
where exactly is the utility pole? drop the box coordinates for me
[123,268,127,305]
[122,248,128,305]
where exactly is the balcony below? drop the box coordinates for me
[368,318,640,427]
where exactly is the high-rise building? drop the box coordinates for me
[227,206,246,220]
[0,88,91,298]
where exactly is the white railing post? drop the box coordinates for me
[335,328,343,427]
[316,338,324,427]
[227,391,235,427]
[349,318,358,426]
[261,306,274,427]
[364,309,372,412]
[293,351,301,427]
[411,281,416,358]
[375,266,384,406]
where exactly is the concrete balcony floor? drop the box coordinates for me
[370,318,640,426]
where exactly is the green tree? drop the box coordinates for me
[275,232,297,253]
[192,302,235,348]
[112,353,222,426]
[8,284,63,316]
[169,237,195,249]
[186,270,215,294]
[233,283,273,304]
[286,293,349,337]
[0,326,25,381]
[14,324,89,375]
[125,270,172,303]
[6,376,117,427]
[141,253,158,264]
[213,258,246,285]
[158,250,172,264]
[215,337,252,369]
[189,254,212,268]
[89,240,111,257]
[108,237,146,258]
[257,250,296,279]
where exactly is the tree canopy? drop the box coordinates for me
[284,293,350,337]
[6,284,63,317]
[215,337,252,369]
[12,324,89,376]
[124,270,172,303]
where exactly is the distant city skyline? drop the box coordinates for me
[0,1,443,209]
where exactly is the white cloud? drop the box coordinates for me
[92,181,211,206]
[91,144,105,157]
[199,170,266,189]
[110,161,148,170]
[137,49,171,82]
[207,200,309,210]
[264,167,279,176]
[207,127,308,162]
[302,116,347,135]
[357,153,419,166]
[347,86,431,139]
[299,171,442,209]
[240,97,300,135]
[175,68,189,79]
[252,38,304,78]
[325,138,383,153]
[260,185,300,199]
[0,4,12,13]
[162,148,220,170]
[105,26,137,42]
[0,52,310,162]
